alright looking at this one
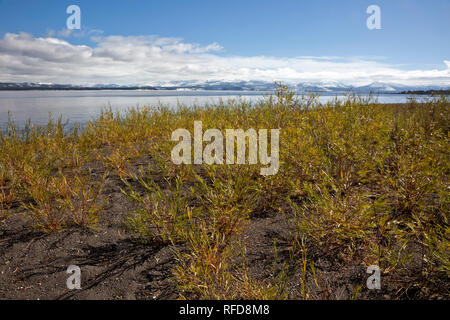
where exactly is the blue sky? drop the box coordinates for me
[0,0,449,86]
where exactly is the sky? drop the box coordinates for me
[0,0,449,86]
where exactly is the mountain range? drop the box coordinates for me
[0,81,449,93]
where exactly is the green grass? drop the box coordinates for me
[0,84,448,299]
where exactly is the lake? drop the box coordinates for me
[0,90,427,129]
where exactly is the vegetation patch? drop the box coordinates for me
[0,85,448,299]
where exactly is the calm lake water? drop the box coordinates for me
[0,90,428,129]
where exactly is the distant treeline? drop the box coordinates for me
[397,89,450,95]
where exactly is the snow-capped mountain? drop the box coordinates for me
[295,81,450,93]
[353,82,405,93]
[295,80,354,92]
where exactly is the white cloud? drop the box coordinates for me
[0,32,449,86]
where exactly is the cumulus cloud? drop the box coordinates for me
[0,32,449,86]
